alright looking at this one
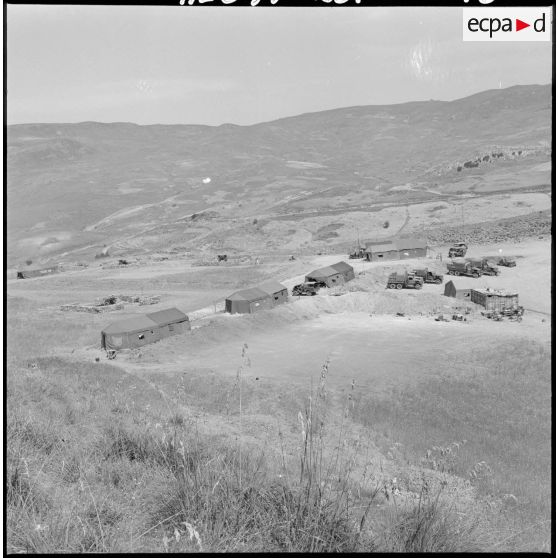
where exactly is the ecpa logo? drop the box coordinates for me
[463,7,552,41]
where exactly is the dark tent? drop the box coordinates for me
[146,307,191,338]
[225,287,273,314]
[101,315,161,350]
[101,307,190,350]
[396,239,428,259]
[365,239,427,261]
[305,261,354,287]
[444,280,472,301]
[17,265,59,279]
[256,280,289,307]
[365,242,399,261]
[329,261,356,282]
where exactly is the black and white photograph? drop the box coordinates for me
[5,2,553,553]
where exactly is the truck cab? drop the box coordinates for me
[291,280,326,296]
[412,268,443,284]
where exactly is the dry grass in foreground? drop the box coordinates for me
[5,350,506,553]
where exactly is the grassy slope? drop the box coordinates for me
[6,292,552,552]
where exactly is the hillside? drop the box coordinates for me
[7,84,551,267]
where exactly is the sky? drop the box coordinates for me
[7,5,553,126]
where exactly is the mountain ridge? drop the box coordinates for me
[7,83,551,267]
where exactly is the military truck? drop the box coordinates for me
[412,268,443,284]
[466,258,500,276]
[291,280,327,296]
[497,257,516,267]
[446,261,481,278]
[386,272,423,290]
[448,242,468,258]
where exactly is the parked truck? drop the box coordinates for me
[291,280,327,296]
[466,258,500,276]
[497,257,516,267]
[446,261,482,278]
[412,268,443,284]
[448,242,468,258]
[386,272,424,290]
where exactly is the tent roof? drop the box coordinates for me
[227,287,269,302]
[395,238,428,250]
[306,265,339,279]
[365,239,395,248]
[472,288,518,297]
[102,315,159,335]
[18,265,59,273]
[257,280,287,296]
[445,278,496,291]
[329,261,353,273]
[365,243,398,253]
[146,307,189,326]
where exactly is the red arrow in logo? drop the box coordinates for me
[516,19,530,31]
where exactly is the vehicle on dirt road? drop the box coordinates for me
[446,260,482,278]
[412,268,443,284]
[448,242,468,258]
[291,281,327,296]
[386,272,423,290]
[466,258,500,276]
[497,257,516,267]
[349,247,366,259]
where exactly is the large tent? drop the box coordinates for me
[146,308,191,338]
[17,265,59,279]
[365,239,427,261]
[305,261,355,287]
[329,261,356,282]
[364,242,400,261]
[225,280,288,314]
[396,239,428,259]
[101,307,190,350]
[256,280,289,306]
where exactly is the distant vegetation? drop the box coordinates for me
[426,210,551,245]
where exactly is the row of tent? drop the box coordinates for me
[101,261,355,350]
[225,261,355,314]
